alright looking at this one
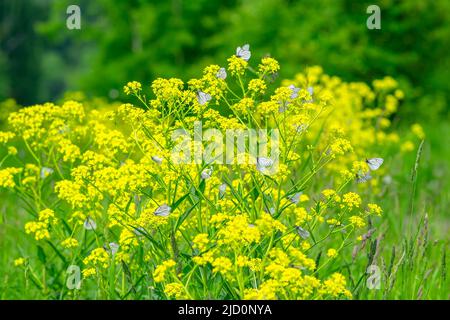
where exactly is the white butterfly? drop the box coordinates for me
[295,226,310,239]
[40,167,54,179]
[218,183,227,198]
[133,226,146,236]
[154,204,172,217]
[305,86,314,103]
[216,67,227,80]
[151,155,163,164]
[256,157,274,172]
[288,192,303,204]
[356,172,372,183]
[83,217,97,231]
[296,123,308,133]
[104,242,119,256]
[366,158,384,171]
[264,206,276,215]
[197,91,211,105]
[278,101,288,113]
[236,44,251,61]
[288,85,300,99]
[201,168,213,180]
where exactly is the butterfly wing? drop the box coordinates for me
[217,68,227,79]
[366,158,384,170]
[296,226,310,239]
[356,172,372,183]
[154,204,172,217]
[197,91,211,105]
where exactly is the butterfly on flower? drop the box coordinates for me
[295,226,310,239]
[151,155,163,164]
[218,183,227,199]
[287,192,303,204]
[289,84,301,99]
[356,171,372,183]
[83,217,97,230]
[104,242,119,256]
[201,168,213,180]
[216,67,227,80]
[256,157,274,172]
[197,91,212,105]
[154,204,172,217]
[236,44,251,61]
[366,158,384,171]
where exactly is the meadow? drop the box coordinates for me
[1,0,449,301]
[0,47,448,300]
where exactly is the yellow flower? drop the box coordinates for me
[83,248,110,269]
[192,233,209,251]
[321,273,352,299]
[7,146,17,155]
[248,79,267,94]
[341,192,362,210]
[327,248,338,258]
[349,215,366,228]
[154,259,176,283]
[401,141,415,153]
[258,57,280,75]
[164,282,187,299]
[82,267,96,278]
[61,238,79,249]
[0,131,15,144]
[212,257,233,276]
[367,203,382,216]
[411,123,425,140]
[123,81,142,95]
[14,258,26,267]
[227,55,248,76]
[0,167,22,188]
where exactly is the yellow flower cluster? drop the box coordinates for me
[0,46,410,300]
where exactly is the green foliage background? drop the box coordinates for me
[1,0,449,121]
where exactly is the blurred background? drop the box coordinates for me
[0,0,449,123]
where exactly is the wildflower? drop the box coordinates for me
[248,79,267,94]
[192,233,209,251]
[61,238,79,249]
[7,146,17,155]
[123,81,142,95]
[83,248,110,269]
[321,273,352,299]
[327,248,338,258]
[411,123,425,139]
[154,259,177,283]
[164,283,187,299]
[0,168,22,188]
[367,203,383,216]
[349,215,366,228]
[258,57,280,75]
[401,141,415,152]
[341,192,362,210]
[14,258,26,267]
[227,55,248,76]
[212,257,233,276]
[0,131,15,144]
